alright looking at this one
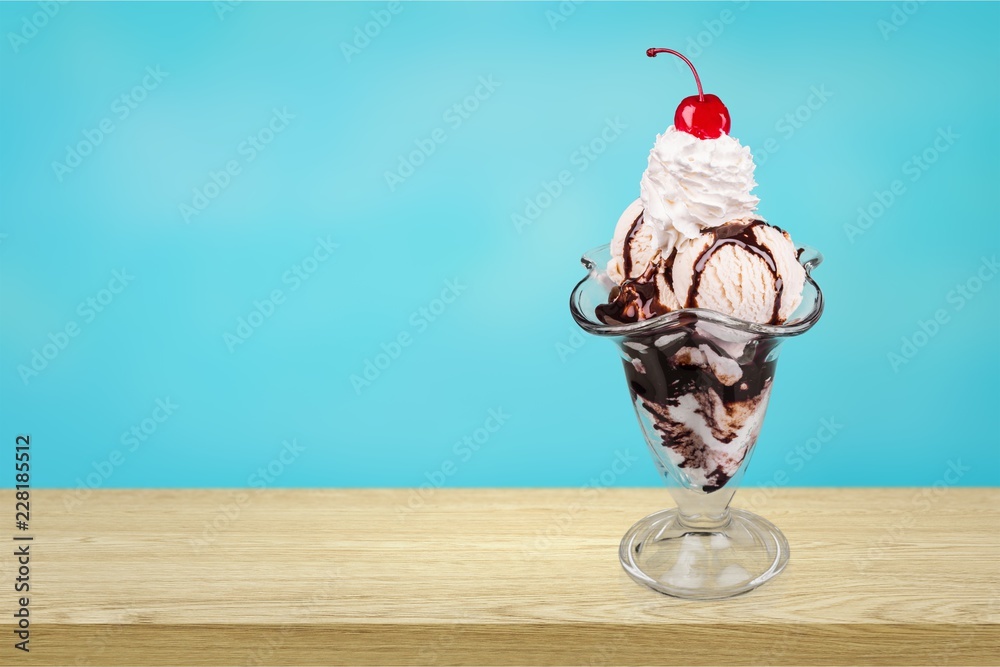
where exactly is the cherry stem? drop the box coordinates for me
[646,48,704,101]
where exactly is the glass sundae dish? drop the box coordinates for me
[570,49,824,599]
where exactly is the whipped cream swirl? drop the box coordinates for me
[639,126,759,256]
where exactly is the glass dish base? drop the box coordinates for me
[619,508,789,600]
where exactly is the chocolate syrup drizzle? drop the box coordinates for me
[621,211,644,279]
[595,211,671,324]
[685,219,784,324]
[596,274,665,323]
[597,215,785,326]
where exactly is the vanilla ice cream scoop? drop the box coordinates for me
[608,199,656,283]
[671,218,805,324]
[601,208,805,325]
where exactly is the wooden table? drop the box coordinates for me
[2,489,997,666]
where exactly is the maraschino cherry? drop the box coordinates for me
[647,48,731,140]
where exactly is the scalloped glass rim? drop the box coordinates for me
[570,244,825,338]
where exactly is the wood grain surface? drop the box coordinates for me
[1,488,997,666]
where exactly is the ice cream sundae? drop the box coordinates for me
[584,49,812,492]
[569,47,824,599]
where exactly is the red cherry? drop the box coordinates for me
[674,93,731,140]
[646,48,731,140]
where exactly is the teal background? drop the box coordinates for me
[1,1,998,490]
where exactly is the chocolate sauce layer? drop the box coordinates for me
[595,264,669,324]
[620,325,778,492]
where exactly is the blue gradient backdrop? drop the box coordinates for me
[1,2,998,489]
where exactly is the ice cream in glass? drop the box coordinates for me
[570,48,824,599]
